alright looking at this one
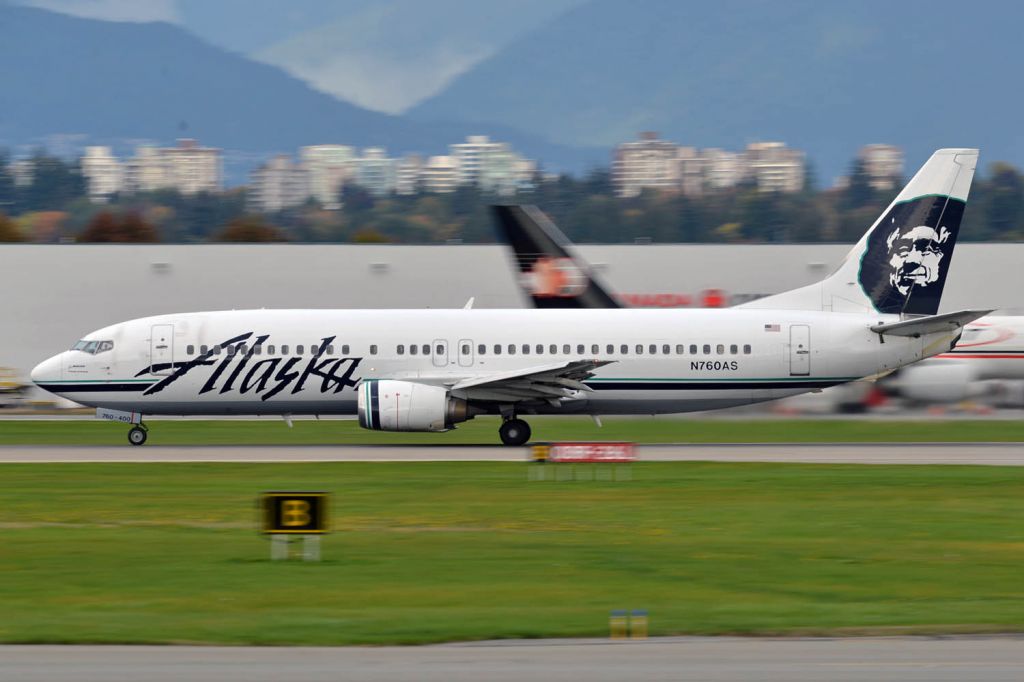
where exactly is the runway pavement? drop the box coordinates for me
[3,637,1024,682]
[1,442,1023,464]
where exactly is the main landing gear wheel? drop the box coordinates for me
[128,426,148,446]
[499,418,531,446]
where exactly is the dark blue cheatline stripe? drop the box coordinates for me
[585,380,846,391]
[370,380,381,430]
[35,382,154,393]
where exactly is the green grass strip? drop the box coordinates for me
[1,461,1024,644]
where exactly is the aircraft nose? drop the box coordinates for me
[31,353,63,385]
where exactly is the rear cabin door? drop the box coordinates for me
[789,324,810,376]
[150,324,174,375]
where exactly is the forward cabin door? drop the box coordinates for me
[789,324,810,376]
[432,339,449,368]
[150,324,174,376]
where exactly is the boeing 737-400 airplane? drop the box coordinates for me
[32,149,986,445]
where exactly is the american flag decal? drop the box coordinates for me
[764,323,781,332]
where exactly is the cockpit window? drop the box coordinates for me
[71,339,114,354]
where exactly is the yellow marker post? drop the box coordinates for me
[630,609,648,639]
[609,610,628,639]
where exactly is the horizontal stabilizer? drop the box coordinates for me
[869,309,993,337]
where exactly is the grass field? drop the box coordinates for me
[3,417,1024,445]
[3,461,1024,644]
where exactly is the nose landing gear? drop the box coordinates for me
[498,417,531,446]
[128,424,148,446]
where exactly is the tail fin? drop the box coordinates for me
[491,204,622,309]
[742,148,979,315]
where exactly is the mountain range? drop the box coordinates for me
[0,3,601,178]
[3,0,1024,182]
[410,0,1024,180]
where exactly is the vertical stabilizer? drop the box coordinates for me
[741,148,978,315]
[492,205,622,309]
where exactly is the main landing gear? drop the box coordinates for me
[499,417,531,446]
[127,423,148,446]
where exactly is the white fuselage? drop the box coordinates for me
[31,308,953,417]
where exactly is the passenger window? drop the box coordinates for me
[370,345,378,355]
[621,344,628,354]
[635,344,643,354]
[562,344,570,354]
[187,344,195,355]
[342,344,350,355]
[462,344,470,355]
[397,345,405,355]
[494,344,502,355]
[743,344,752,355]
[591,344,599,354]
[327,345,335,355]
[523,344,530,355]
[200,345,209,355]
[716,344,724,354]
[410,344,418,355]
[576,344,585,354]
[549,344,557,354]
[675,344,684,354]
[649,344,657,354]
[266,345,274,355]
[702,344,711,354]
[536,344,544,354]
[239,344,249,355]
[730,344,738,354]
[607,344,614,354]
[478,344,486,355]
[253,345,262,356]
[690,344,698,354]
[310,345,319,355]
[663,344,670,354]
[508,345,516,355]
[424,344,431,355]
[281,345,289,355]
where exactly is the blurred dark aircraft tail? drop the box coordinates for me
[491,205,622,309]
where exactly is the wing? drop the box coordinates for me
[447,359,613,403]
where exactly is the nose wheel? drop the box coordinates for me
[128,425,148,446]
[499,418,531,446]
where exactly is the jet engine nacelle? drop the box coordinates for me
[357,379,476,432]
[898,362,977,403]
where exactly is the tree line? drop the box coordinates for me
[2,151,1024,244]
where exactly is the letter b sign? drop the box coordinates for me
[261,492,328,534]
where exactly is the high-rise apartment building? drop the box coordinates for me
[300,145,356,209]
[744,142,805,193]
[80,146,124,203]
[421,155,460,193]
[859,144,903,191]
[248,155,310,213]
[396,154,424,195]
[356,148,398,196]
[124,139,222,195]
[612,132,682,198]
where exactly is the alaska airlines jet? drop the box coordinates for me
[32,149,986,446]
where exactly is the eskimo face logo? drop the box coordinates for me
[886,223,951,296]
[520,256,587,298]
[857,195,965,316]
